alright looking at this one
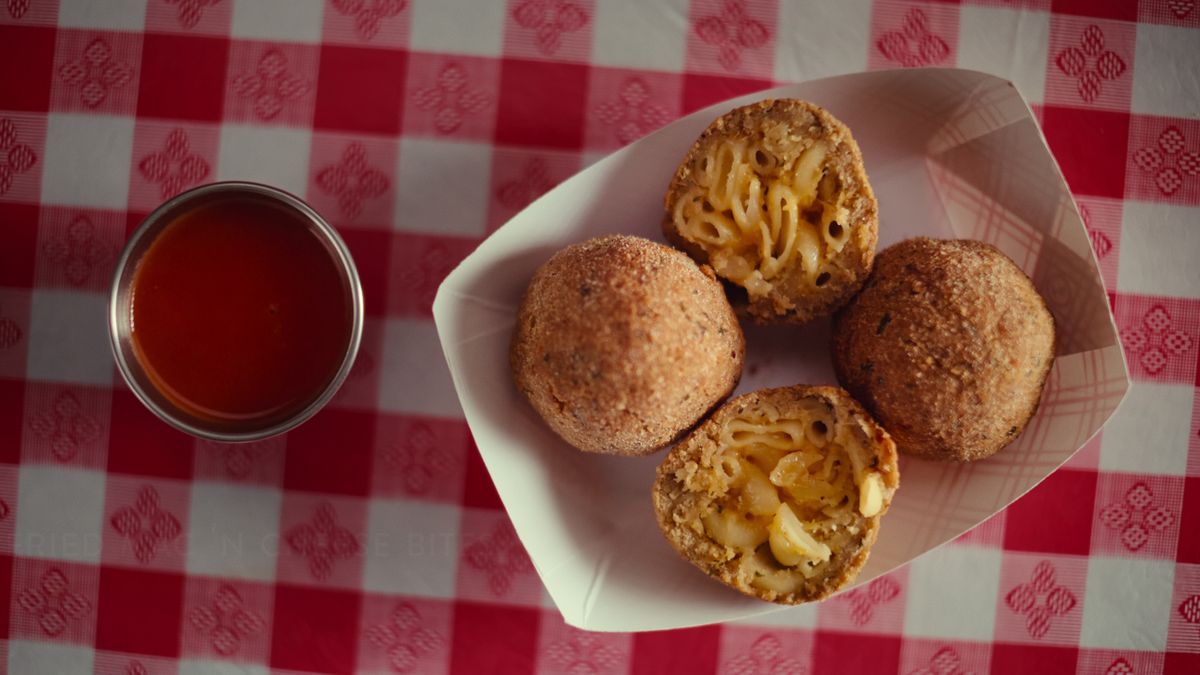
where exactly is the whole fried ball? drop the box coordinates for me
[511,234,745,456]
[832,238,1055,462]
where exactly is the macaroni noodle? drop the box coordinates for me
[674,138,852,299]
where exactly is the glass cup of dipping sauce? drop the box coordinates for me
[109,182,363,442]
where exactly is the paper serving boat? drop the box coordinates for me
[432,68,1129,632]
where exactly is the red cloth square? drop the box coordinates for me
[0,554,10,637]
[270,584,361,674]
[386,231,479,319]
[314,45,407,135]
[95,566,185,657]
[449,601,539,675]
[1050,0,1138,21]
[1041,106,1130,199]
[107,390,196,480]
[0,112,47,205]
[0,288,30,381]
[681,73,772,115]
[991,642,1079,674]
[0,465,13,552]
[0,25,55,112]
[282,408,376,496]
[812,630,902,675]
[462,441,503,511]
[631,624,722,675]
[1166,651,1200,675]
[336,227,392,318]
[1180,477,1200,564]
[495,59,589,150]
[1004,468,1098,555]
[136,33,230,122]
[0,202,38,287]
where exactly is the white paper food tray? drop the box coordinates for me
[432,68,1129,632]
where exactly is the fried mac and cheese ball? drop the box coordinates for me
[653,386,899,604]
[832,238,1056,462]
[664,99,878,324]
[511,235,745,456]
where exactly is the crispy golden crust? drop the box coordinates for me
[663,99,878,325]
[510,235,745,456]
[831,238,1056,462]
[652,385,899,604]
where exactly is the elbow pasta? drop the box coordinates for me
[674,138,852,299]
[699,404,885,591]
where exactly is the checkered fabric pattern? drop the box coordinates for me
[0,0,1196,673]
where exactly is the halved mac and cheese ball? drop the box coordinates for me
[652,385,899,604]
[663,99,878,324]
[511,235,745,456]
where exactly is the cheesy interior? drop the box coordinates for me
[672,134,851,300]
[698,401,885,596]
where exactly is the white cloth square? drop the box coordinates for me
[217,124,314,199]
[362,497,461,597]
[25,290,111,387]
[231,0,325,42]
[1100,382,1192,475]
[409,0,506,56]
[1081,557,1175,650]
[1133,23,1200,117]
[40,114,134,210]
[15,466,106,563]
[377,318,463,417]
[186,481,284,582]
[956,5,1050,104]
[395,138,492,237]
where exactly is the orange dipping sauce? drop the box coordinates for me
[130,196,353,432]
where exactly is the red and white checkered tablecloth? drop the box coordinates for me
[0,0,1197,673]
